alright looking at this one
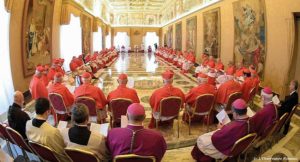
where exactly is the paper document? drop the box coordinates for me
[272,95,280,105]
[90,123,109,137]
[247,107,255,117]
[57,121,68,130]
[127,78,135,88]
[121,115,128,128]
[216,109,231,124]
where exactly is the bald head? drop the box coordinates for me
[14,91,24,107]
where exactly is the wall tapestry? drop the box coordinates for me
[175,22,182,50]
[186,16,197,52]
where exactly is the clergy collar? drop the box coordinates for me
[74,123,88,127]
[263,101,273,106]
[12,102,22,109]
[127,124,144,130]
[32,118,46,128]
[118,84,127,88]
[290,90,296,95]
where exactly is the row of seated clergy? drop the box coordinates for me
[24,98,166,162]
[191,84,298,162]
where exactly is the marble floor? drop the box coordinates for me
[5,52,299,161]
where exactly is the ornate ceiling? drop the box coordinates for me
[75,0,218,26]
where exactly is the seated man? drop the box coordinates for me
[250,87,278,136]
[225,61,235,75]
[215,77,241,105]
[29,66,48,99]
[191,99,251,162]
[278,80,299,135]
[26,98,68,161]
[42,64,49,87]
[107,74,140,103]
[74,72,108,123]
[60,104,109,160]
[235,61,246,77]
[184,73,216,122]
[8,91,30,139]
[47,59,60,81]
[148,70,185,128]
[107,103,167,162]
[48,72,74,112]
[215,58,224,71]
[240,69,255,102]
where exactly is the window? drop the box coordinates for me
[0,1,14,115]
[144,32,159,52]
[105,32,111,49]
[93,27,103,52]
[114,32,130,51]
[60,14,82,72]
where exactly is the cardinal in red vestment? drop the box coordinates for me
[29,66,48,99]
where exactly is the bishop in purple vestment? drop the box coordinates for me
[106,103,167,162]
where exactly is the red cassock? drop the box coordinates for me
[208,77,216,86]
[56,67,65,75]
[74,58,84,66]
[69,60,79,72]
[185,83,216,106]
[47,68,57,81]
[241,77,255,102]
[150,84,185,112]
[250,103,278,136]
[42,74,49,87]
[216,62,224,70]
[107,85,140,103]
[212,118,250,156]
[106,125,167,162]
[208,60,215,68]
[235,67,247,77]
[215,80,241,104]
[48,83,74,108]
[74,83,107,109]
[225,66,236,75]
[29,75,48,99]
[252,76,260,93]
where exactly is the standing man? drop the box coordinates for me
[107,103,167,162]
[107,74,140,103]
[29,66,48,99]
[8,91,30,139]
[241,69,255,102]
[278,80,298,135]
[148,70,185,128]
[74,72,108,123]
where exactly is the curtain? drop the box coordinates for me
[0,1,15,115]
[93,27,103,52]
[60,14,82,72]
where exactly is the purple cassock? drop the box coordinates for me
[212,118,250,156]
[250,102,278,136]
[106,125,167,162]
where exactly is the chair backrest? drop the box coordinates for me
[248,87,256,102]
[225,92,242,112]
[260,120,278,139]
[110,98,132,120]
[285,104,299,124]
[274,113,289,133]
[159,96,182,117]
[65,148,100,162]
[6,127,33,153]
[230,133,257,157]
[76,97,97,116]
[49,93,67,113]
[0,124,13,143]
[113,154,156,162]
[193,94,215,114]
[29,141,60,162]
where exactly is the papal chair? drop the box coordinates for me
[113,154,156,162]
[156,96,182,138]
[29,141,60,162]
[49,93,70,124]
[185,94,215,134]
[65,147,100,162]
[6,127,34,161]
[75,97,97,122]
[109,98,132,128]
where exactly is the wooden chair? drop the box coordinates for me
[65,148,100,162]
[156,96,182,138]
[113,154,156,162]
[248,87,257,107]
[109,98,132,128]
[0,124,15,158]
[224,92,242,114]
[29,141,60,162]
[76,97,97,122]
[6,127,34,161]
[185,94,215,134]
[49,93,70,123]
[283,104,299,130]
